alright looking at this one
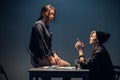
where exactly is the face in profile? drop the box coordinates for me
[89,31,98,45]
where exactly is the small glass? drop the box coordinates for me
[75,59,80,70]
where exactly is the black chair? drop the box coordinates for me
[113,65,120,80]
[0,65,8,80]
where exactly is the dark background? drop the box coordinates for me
[0,0,120,80]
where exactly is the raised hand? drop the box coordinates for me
[75,38,84,50]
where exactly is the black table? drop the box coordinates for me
[28,66,89,80]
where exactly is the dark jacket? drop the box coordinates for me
[29,20,52,66]
[80,45,114,80]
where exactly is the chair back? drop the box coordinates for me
[0,65,8,80]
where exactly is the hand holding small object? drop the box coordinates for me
[75,38,84,50]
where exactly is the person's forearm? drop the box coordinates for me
[78,50,85,62]
[78,50,83,56]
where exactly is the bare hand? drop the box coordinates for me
[75,38,84,50]
[52,52,61,65]
[48,55,56,65]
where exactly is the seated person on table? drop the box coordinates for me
[29,4,71,80]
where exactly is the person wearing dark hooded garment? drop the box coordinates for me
[75,31,115,80]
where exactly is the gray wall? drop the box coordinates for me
[0,0,120,80]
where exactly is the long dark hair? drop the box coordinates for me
[37,4,56,21]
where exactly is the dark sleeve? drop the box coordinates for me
[80,52,104,71]
[29,23,50,57]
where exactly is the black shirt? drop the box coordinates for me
[80,45,114,80]
[29,20,52,59]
